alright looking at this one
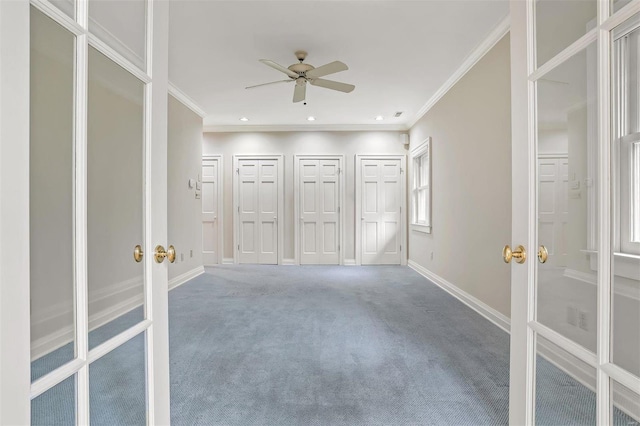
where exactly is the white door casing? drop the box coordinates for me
[202,156,222,266]
[294,155,344,265]
[233,155,283,265]
[355,155,407,266]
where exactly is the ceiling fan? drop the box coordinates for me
[246,50,355,103]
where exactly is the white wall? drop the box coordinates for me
[408,35,512,317]
[168,95,204,280]
[202,131,407,262]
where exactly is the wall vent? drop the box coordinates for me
[394,111,403,117]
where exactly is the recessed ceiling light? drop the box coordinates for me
[375,115,384,121]
[239,117,249,122]
[307,116,316,121]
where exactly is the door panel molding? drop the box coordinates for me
[233,154,284,265]
[294,154,345,265]
[355,154,407,266]
[202,155,223,265]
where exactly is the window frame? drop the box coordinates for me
[410,137,432,234]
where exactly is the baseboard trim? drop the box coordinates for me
[408,260,510,333]
[169,266,205,291]
[563,268,597,285]
[221,258,234,265]
[282,258,296,266]
[343,259,356,266]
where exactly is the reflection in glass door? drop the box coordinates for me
[509,0,640,424]
[26,0,171,424]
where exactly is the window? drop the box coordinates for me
[411,138,431,233]
[614,23,640,255]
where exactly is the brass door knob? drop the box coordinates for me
[538,245,548,263]
[503,245,527,264]
[133,245,144,263]
[154,245,176,263]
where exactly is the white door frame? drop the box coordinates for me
[0,1,31,423]
[293,154,346,265]
[355,154,407,266]
[233,154,284,265]
[509,0,640,424]
[0,0,172,423]
[202,155,224,265]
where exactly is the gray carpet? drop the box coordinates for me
[31,265,638,425]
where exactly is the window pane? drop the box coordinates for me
[89,333,146,425]
[31,375,75,426]
[88,0,146,70]
[50,0,75,20]
[420,154,429,187]
[30,5,76,381]
[535,0,597,68]
[536,45,598,353]
[87,47,145,349]
[611,380,640,424]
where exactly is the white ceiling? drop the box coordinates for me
[168,1,509,130]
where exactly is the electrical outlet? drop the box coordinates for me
[190,250,193,258]
[567,306,578,326]
[578,310,588,331]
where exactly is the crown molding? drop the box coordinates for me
[407,14,511,128]
[168,82,207,118]
[203,123,409,133]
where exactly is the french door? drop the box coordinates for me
[509,0,640,424]
[0,0,171,423]
[294,155,344,265]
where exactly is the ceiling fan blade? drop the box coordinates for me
[245,80,293,89]
[259,59,299,79]
[293,82,306,103]
[306,61,348,79]
[309,78,355,93]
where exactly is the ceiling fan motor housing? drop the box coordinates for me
[288,63,314,76]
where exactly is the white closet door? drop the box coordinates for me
[361,159,402,265]
[299,159,340,265]
[238,160,259,264]
[537,158,569,267]
[258,160,278,265]
[237,159,279,264]
[202,158,219,265]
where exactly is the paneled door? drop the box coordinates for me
[202,156,221,266]
[234,156,282,265]
[0,0,172,424]
[509,1,640,424]
[537,156,569,267]
[295,156,343,265]
[357,156,406,265]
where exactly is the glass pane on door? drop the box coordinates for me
[30,5,76,381]
[536,45,599,352]
[612,17,640,379]
[89,333,146,425]
[535,336,596,425]
[88,0,146,70]
[535,0,597,67]
[87,46,145,349]
[31,375,76,426]
[611,380,640,425]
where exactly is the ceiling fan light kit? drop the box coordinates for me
[246,50,355,103]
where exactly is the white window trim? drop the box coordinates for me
[411,137,432,234]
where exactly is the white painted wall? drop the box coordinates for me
[202,131,407,261]
[408,35,512,317]
[168,95,204,280]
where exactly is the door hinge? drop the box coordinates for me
[338,168,341,175]
[400,167,404,174]
[338,206,340,213]
[400,206,402,213]
[237,244,240,251]
[236,168,239,174]
[338,244,340,251]
[400,245,402,252]
[237,205,240,213]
